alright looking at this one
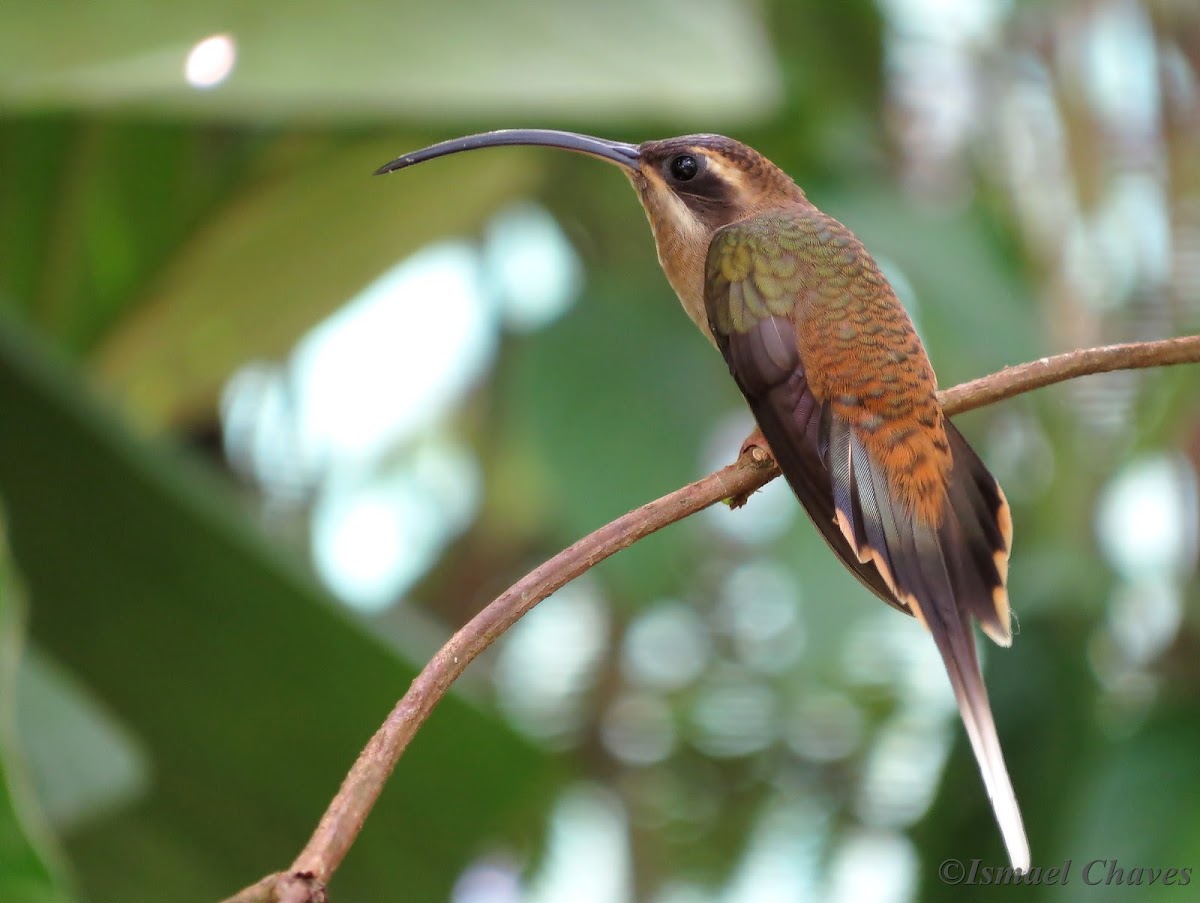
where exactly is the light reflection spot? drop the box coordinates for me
[185,34,236,89]
[622,602,711,691]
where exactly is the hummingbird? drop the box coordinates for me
[376,130,1028,871]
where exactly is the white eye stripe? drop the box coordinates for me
[700,155,741,186]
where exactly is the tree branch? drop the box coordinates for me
[938,335,1200,415]
[220,334,1200,903]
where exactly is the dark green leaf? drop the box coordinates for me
[0,311,549,901]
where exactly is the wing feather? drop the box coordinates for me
[723,312,907,612]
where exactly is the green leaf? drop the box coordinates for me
[0,310,549,902]
[0,1,779,123]
[89,137,542,428]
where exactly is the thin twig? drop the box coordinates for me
[938,335,1200,415]
[220,334,1200,903]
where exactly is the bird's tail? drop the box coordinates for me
[920,422,1028,872]
[918,538,1030,874]
[835,418,1028,871]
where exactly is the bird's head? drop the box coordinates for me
[376,129,807,336]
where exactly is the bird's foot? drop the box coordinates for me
[730,427,776,509]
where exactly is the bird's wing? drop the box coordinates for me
[701,214,906,612]
[718,315,909,612]
[704,213,1027,872]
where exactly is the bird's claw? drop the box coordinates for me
[730,427,776,508]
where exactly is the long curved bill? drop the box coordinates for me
[374,129,640,175]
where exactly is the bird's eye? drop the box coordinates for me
[668,154,700,182]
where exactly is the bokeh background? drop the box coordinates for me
[2,1,1200,901]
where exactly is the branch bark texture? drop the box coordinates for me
[220,334,1200,903]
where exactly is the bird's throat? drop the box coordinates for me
[638,191,717,345]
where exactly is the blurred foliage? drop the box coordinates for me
[1,1,1199,902]
[0,517,76,903]
[0,310,548,901]
[0,0,780,122]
